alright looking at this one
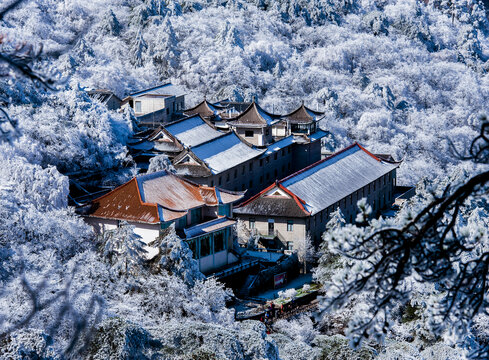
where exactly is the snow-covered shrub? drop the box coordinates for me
[147,154,175,174]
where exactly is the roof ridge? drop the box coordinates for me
[235,182,277,208]
[90,176,160,221]
[190,131,238,149]
[88,177,137,204]
[129,82,172,97]
[277,183,310,215]
[213,186,247,196]
[165,113,204,127]
[235,182,309,215]
[279,143,366,184]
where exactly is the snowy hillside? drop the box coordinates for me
[2,0,489,358]
[3,0,489,184]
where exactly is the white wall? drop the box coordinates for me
[84,217,160,259]
[199,249,228,274]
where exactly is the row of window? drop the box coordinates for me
[187,229,227,259]
[248,219,294,232]
[133,100,184,114]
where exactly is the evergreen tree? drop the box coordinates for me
[102,221,148,277]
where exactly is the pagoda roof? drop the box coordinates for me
[228,101,281,128]
[282,104,324,124]
[183,100,225,119]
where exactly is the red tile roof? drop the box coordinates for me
[86,171,244,224]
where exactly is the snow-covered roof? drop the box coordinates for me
[184,217,236,238]
[282,104,324,124]
[164,115,225,148]
[262,135,296,157]
[183,100,225,119]
[281,143,400,215]
[86,171,244,224]
[261,130,328,157]
[191,132,265,175]
[309,129,328,142]
[236,143,399,218]
[129,83,186,98]
[228,101,281,128]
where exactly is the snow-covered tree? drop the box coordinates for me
[295,233,314,273]
[101,221,148,277]
[317,122,489,358]
[147,154,175,174]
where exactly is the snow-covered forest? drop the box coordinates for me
[2,0,489,358]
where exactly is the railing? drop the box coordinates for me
[209,259,260,280]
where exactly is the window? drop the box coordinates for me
[282,149,285,156]
[218,176,222,186]
[249,218,255,229]
[373,181,376,191]
[260,159,263,167]
[245,130,253,137]
[135,101,142,113]
[166,108,169,114]
[287,220,294,232]
[287,241,294,250]
[249,163,253,172]
[266,156,270,163]
[288,147,291,154]
[188,239,198,259]
[234,169,237,179]
[349,195,352,205]
[210,180,214,187]
[214,231,225,252]
[249,180,253,188]
[200,235,212,257]
[226,173,230,182]
[242,184,246,191]
[242,166,245,174]
[274,153,278,160]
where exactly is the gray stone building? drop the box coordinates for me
[233,143,400,249]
